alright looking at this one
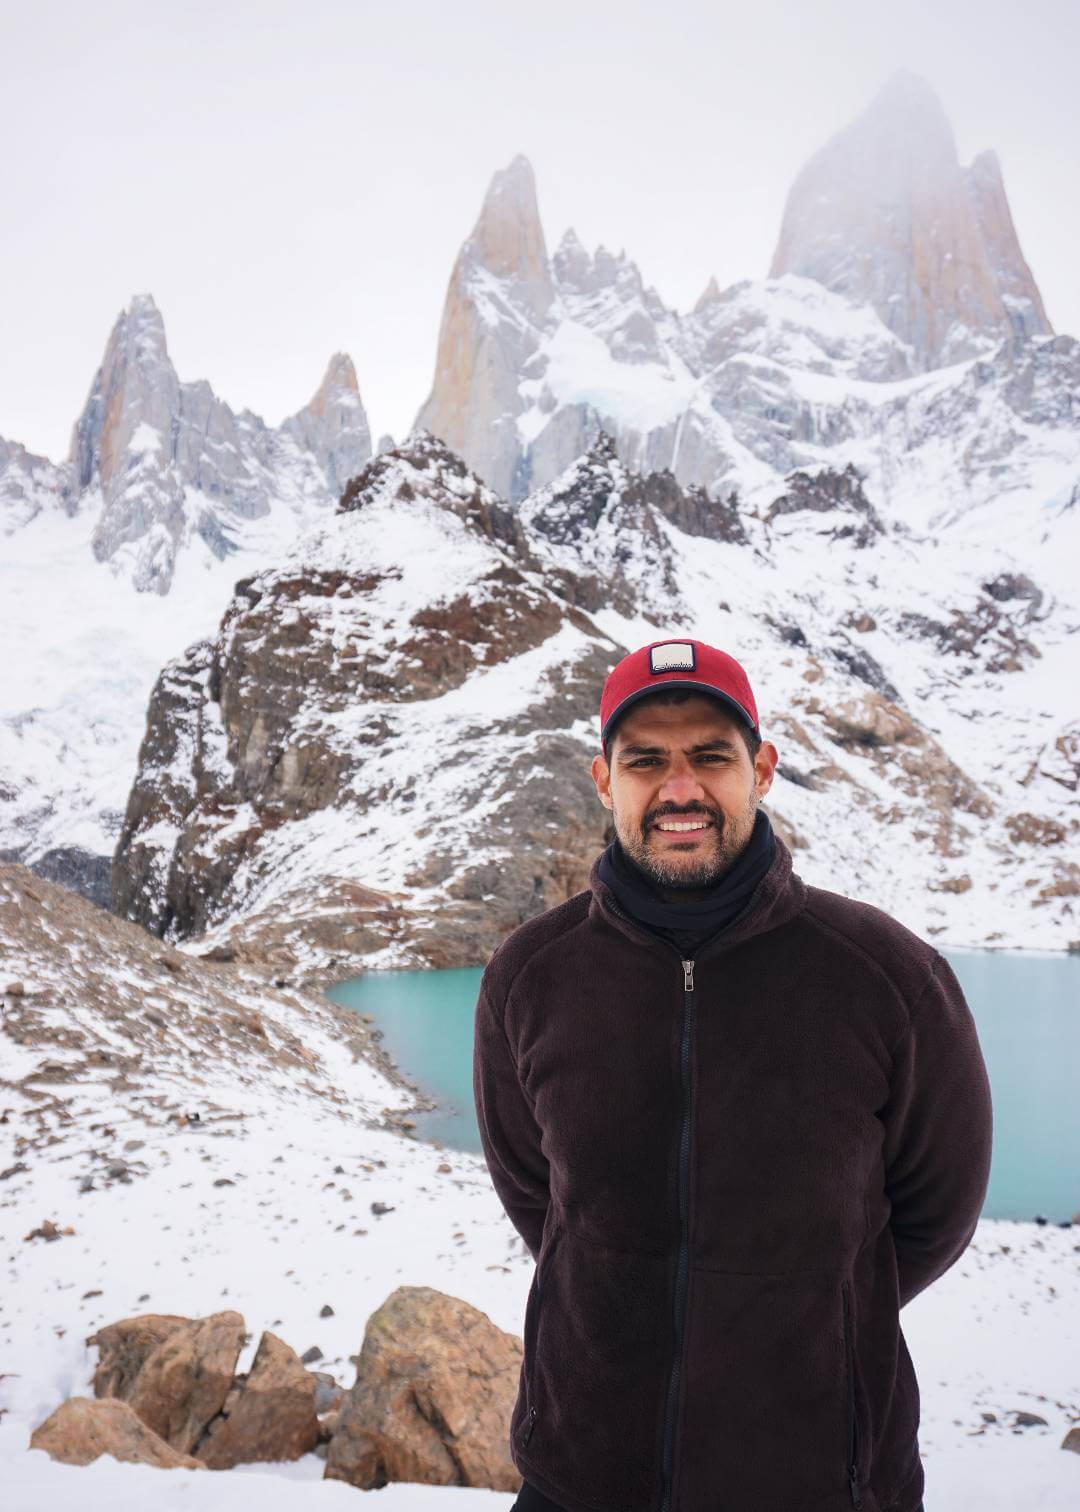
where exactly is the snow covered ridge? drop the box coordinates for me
[106,427,1079,973]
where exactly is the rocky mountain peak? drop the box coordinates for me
[962,149,1053,338]
[280,351,371,500]
[465,152,554,319]
[308,352,359,409]
[693,276,722,313]
[413,157,555,500]
[768,72,1051,368]
[68,293,180,490]
[552,226,591,290]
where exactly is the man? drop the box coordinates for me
[473,637,993,1512]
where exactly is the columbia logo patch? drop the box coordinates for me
[649,641,695,673]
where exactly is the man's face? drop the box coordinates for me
[590,694,779,897]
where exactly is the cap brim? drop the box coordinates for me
[601,683,757,750]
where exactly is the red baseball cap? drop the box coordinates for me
[599,638,759,753]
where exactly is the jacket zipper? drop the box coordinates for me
[520,1241,554,1447]
[842,1281,862,1507]
[602,894,696,1512]
[658,954,695,1512]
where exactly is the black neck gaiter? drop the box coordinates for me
[597,807,776,956]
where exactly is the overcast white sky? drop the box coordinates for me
[2,0,1077,461]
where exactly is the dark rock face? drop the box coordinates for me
[765,463,885,547]
[26,848,112,910]
[896,585,1042,674]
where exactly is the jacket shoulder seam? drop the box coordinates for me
[801,897,939,1029]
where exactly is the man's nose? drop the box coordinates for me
[658,763,707,807]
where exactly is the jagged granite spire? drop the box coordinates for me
[69,293,179,491]
[768,71,1052,367]
[962,148,1052,339]
[413,153,554,499]
[281,352,372,500]
[64,296,373,594]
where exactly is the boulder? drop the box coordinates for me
[194,1330,320,1468]
[122,1310,245,1454]
[88,1312,192,1398]
[29,1396,204,1469]
[324,1285,521,1492]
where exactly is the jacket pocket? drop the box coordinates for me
[520,1228,558,1447]
[841,1277,863,1508]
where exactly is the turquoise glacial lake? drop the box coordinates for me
[325,949,1080,1225]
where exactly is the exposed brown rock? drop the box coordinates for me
[89,1313,192,1399]
[194,1330,320,1469]
[930,875,973,895]
[821,691,993,856]
[122,1310,246,1455]
[323,1285,522,1492]
[1005,812,1067,847]
[29,1396,205,1469]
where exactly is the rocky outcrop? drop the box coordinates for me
[0,435,76,531]
[518,431,749,622]
[768,72,1052,367]
[324,1285,522,1491]
[765,463,885,548]
[112,432,619,969]
[29,1397,205,1469]
[820,691,994,857]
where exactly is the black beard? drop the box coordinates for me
[620,799,757,893]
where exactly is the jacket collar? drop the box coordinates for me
[587,829,807,960]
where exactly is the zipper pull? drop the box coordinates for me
[683,959,695,992]
[521,1405,537,1445]
[848,1463,862,1507]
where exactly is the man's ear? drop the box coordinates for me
[754,739,780,799]
[591,751,613,810]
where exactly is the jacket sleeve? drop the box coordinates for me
[472,964,551,1264]
[881,952,993,1309]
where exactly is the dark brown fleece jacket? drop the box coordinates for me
[472,835,993,1512]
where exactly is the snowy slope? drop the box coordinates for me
[1,867,1078,1511]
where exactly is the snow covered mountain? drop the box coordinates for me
[769,71,1052,367]
[66,294,371,595]
[3,70,1078,956]
[1,295,371,901]
[111,429,1079,972]
[414,74,1071,519]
